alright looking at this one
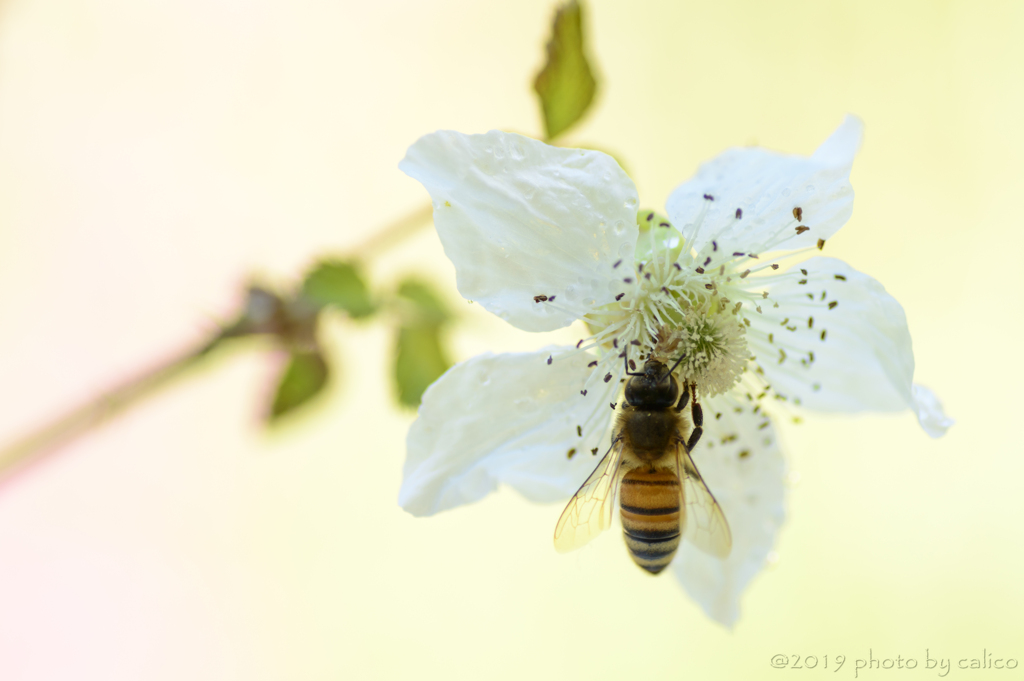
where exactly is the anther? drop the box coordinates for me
[703,257,711,266]
[623,278,633,284]
[547,355,552,365]
[735,208,743,219]
[696,267,705,274]
[795,226,810,235]
[817,239,826,250]
[613,259,622,268]
[533,295,548,302]
[591,448,598,455]
[628,359,636,371]
[549,295,557,301]
[801,269,808,275]
[646,212,654,222]
[615,292,625,301]
[793,207,803,221]
[712,241,718,251]
[576,339,583,348]
[630,340,641,346]
[613,338,619,348]
[580,389,588,396]
[834,274,846,281]
[771,264,779,270]
[799,279,807,285]
[828,301,838,309]
[577,425,582,437]
[733,252,745,257]
[820,329,827,341]
[704,194,715,201]
[740,269,751,278]
[567,448,577,459]
[673,263,682,271]
[807,316,814,329]
[604,373,612,383]
[610,402,617,409]
[659,221,670,227]
[588,361,598,367]
[705,283,713,290]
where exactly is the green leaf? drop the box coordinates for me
[393,278,453,407]
[394,325,450,408]
[301,260,375,318]
[269,351,329,420]
[396,280,449,326]
[533,0,597,140]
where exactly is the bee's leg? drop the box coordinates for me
[675,383,690,412]
[685,383,703,451]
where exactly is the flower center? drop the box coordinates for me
[592,211,751,397]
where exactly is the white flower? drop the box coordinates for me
[397,117,952,626]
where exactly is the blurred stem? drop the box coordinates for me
[351,202,434,260]
[0,336,223,484]
[0,202,435,483]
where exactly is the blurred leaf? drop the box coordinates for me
[395,325,450,408]
[302,260,375,318]
[396,280,449,326]
[533,0,597,140]
[393,279,453,407]
[269,351,329,421]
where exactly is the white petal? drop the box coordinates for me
[911,383,954,438]
[673,395,785,626]
[400,131,639,332]
[400,348,620,516]
[746,256,917,414]
[665,116,862,256]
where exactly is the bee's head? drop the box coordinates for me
[624,359,679,409]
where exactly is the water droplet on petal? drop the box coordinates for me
[612,220,627,235]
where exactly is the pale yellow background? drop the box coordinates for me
[0,0,1020,679]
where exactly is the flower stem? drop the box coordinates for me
[0,335,223,484]
[0,202,434,483]
[349,202,435,260]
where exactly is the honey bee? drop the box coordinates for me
[553,351,731,573]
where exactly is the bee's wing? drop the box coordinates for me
[553,440,626,554]
[675,443,732,559]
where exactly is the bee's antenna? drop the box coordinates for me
[663,352,687,379]
[623,342,644,376]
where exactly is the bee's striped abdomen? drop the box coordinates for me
[619,468,682,574]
